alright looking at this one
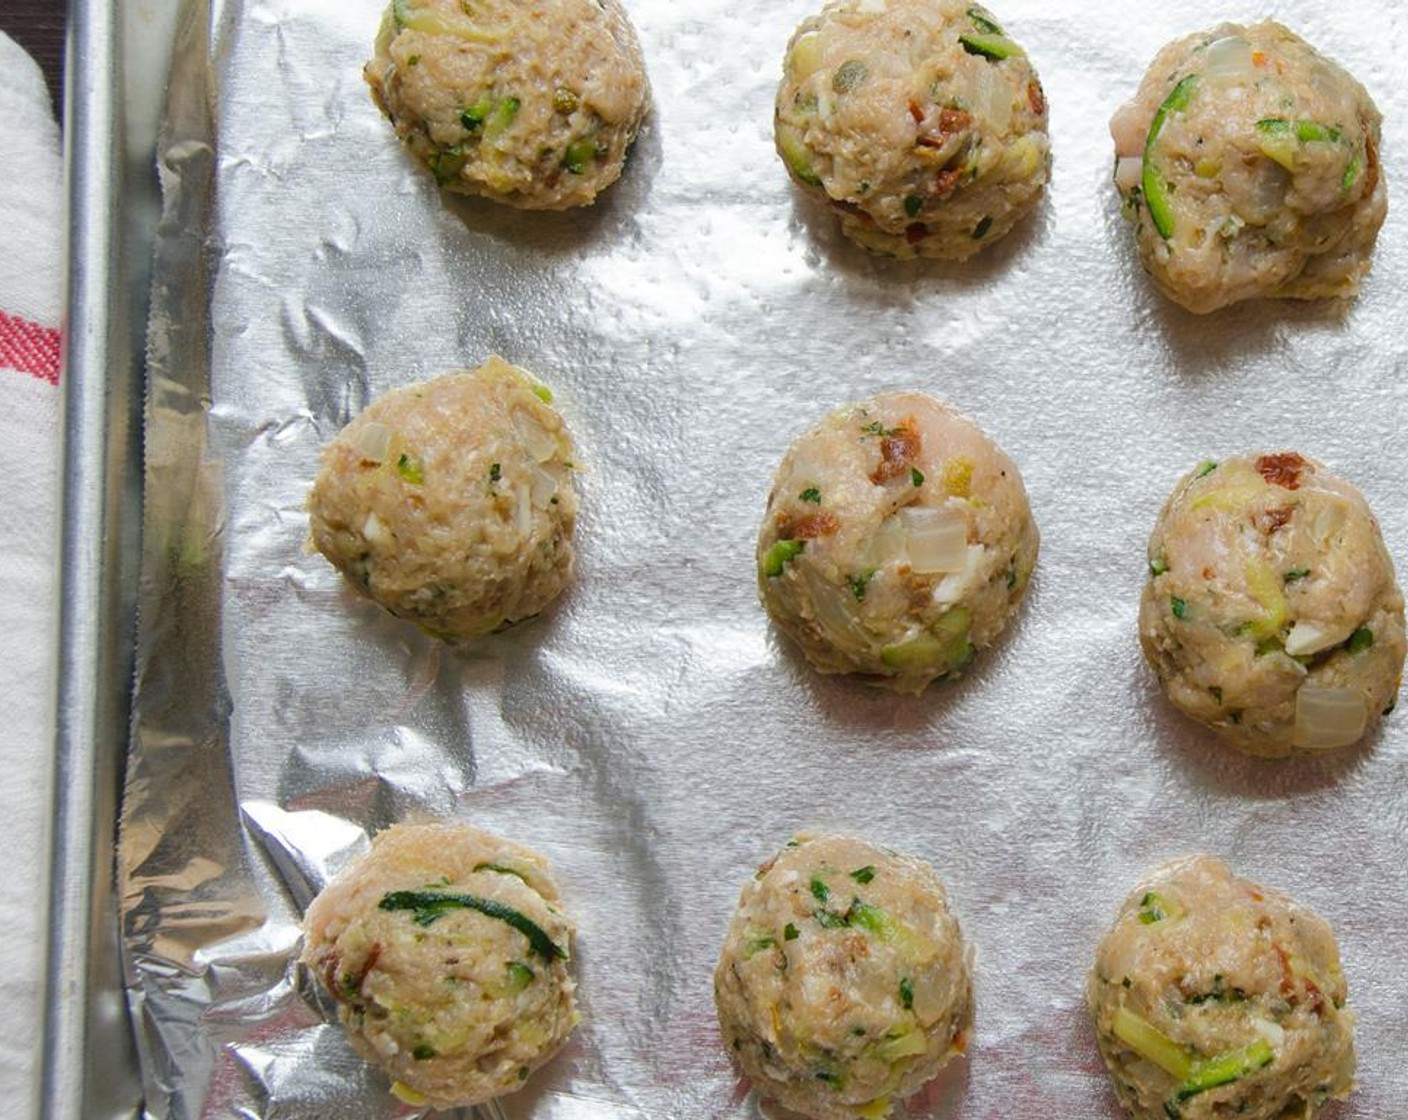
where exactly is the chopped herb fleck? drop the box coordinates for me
[763,539,805,578]
[810,877,831,904]
[850,865,876,884]
[1283,567,1311,584]
[460,97,493,130]
[814,909,848,930]
[784,922,799,941]
[967,5,1003,34]
[1137,891,1175,924]
[816,1071,842,1088]
[564,137,599,174]
[532,384,554,404]
[861,420,901,437]
[1171,596,1188,620]
[489,462,502,483]
[799,487,822,504]
[407,54,421,66]
[1347,627,1374,654]
[911,467,925,487]
[847,569,876,602]
[1195,460,1218,478]
[396,453,424,485]
[847,899,889,934]
[1150,556,1169,576]
[904,194,923,218]
[412,1045,436,1061]
[429,145,467,184]
[899,977,914,1009]
[505,961,535,990]
[1122,976,1133,989]
[378,891,564,959]
[972,215,994,239]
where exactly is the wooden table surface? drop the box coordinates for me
[2,0,66,114]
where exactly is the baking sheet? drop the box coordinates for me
[123,0,1408,1117]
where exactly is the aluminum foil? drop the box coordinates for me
[124,0,1408,1117]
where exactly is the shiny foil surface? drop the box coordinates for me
[125,1,1408,1117]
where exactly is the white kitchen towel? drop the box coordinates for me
[0,29,63,1117]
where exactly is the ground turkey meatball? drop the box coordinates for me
[308,357,579,641]
[715,834,972,1120]
[1088,855,1355,1120]
[1140,452,1404,756]
[757,391,1037,693]
[301,822,579,1111]
[1111,22,1386,313]
[365,0,649,209]
[775,0,1049,259]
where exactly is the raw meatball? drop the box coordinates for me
[1110,22,1386,313]
[364,0,649,209]
[775,0,1049,259]
[714,834,972,1120]
[1088,855,1355,1120]
[1140,452,1404,756]
[308,357,579,641]
[301,823,578,1111]
[757,391,1038,693]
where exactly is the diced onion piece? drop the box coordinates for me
[932,545,984,605]
[1251,1018,1286,1048]
[972,61,1012,134]
[868,514,909,568]
[1294,686,1367,750]
[362,511,391,546]
[512,409,558,463]
[1114,156,1143,192]
[395,0,510,42]
[1284,620,1348,657]
[787,31,825,80]
[529,464,560,507]
[356,421,392,465]
[514,484,534,534]
[806,570,868,645]
[1250,161,1291,211]
[1204,36,1253,81]
[1312,502,1346,546]
[899,506,968,574]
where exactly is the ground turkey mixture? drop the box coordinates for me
[1111,22,1385,312]
[775,0,1049,259]
[1089,855,1355,1120]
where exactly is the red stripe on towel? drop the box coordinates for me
[0,308,61,385]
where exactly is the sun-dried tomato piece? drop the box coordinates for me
[1256,452,1307,490]
[778,511,840,539]
[870,419,922,483]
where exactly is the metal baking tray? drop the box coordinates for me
[46,1,1408,1118]
[40,2,178,1117]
